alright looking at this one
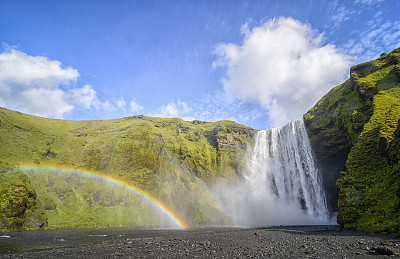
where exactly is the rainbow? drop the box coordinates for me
[19,165,188,230]
[166,169,235,227]
[191,183,235,226]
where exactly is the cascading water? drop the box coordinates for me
[217,118,330,227]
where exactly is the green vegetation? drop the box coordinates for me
[305,47,400,233]
[2,44,399,233]
[26,170,165,229]
[0,110,256,230]
[337,88,400,232]
[0,160,47,231]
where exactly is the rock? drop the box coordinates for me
[355,78,377,100]
[0,166,48,231]
[45,150,57,158]
[369,245,395,255]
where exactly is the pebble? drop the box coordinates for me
[1,225,397,258]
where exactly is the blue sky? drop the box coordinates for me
[0,0,399,129]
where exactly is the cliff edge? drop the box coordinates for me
[304,47,400,232]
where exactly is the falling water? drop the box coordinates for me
[218,118,330,227]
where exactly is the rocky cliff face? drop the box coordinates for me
[304,47,400,232]
[0,161,48,231]
[0,109,256,229]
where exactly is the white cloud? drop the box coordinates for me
[345,20,400,61]
[69,84,102,110]
[214,17,351,127]
[330,6,356,30]
[19,88,74,118]
[110,97,143,115]
[153,100,194,121]
[144,94,266,129]
[189,93,265,125]
[0,49,79,91]
[129,99,143,113]
[100,100,114,112]
[115,97,126,109]
[354,0,384,5]
[328,3,362,33]
[0,49,116,118]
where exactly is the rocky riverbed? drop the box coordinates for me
[1,225,399,258]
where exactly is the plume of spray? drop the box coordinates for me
[156,158,235,227]
[213,118,333,227]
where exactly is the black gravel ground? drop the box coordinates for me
[1,225,400,258]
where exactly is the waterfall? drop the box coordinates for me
[218,118,330,227]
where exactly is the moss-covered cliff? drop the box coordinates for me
[0,160,48,231]
[0,109,256,229]
[304,47,400,232]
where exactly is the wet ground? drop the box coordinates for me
[1,225,399,258]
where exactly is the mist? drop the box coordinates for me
[212,119,334,227]
[21,119,334,230]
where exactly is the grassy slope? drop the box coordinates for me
[305,47,400,233]
[0,110,256,229]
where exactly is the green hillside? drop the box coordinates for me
[2,47,400,233]
[305,47,400,233]
[0,110,255,230]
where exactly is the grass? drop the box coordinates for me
[0,109,256,229]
